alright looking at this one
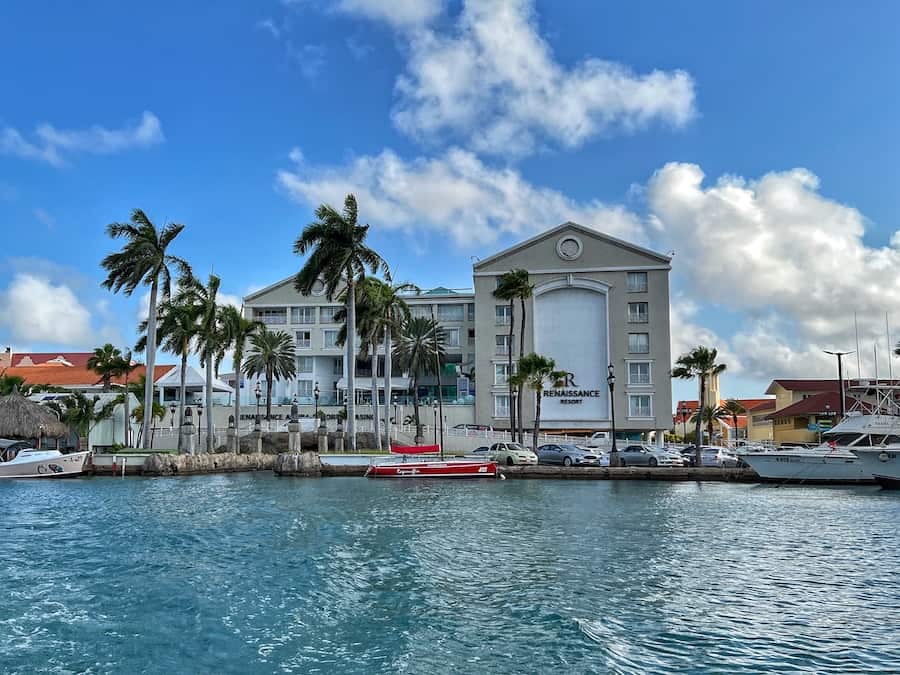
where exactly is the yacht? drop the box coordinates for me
[851,446,900,488]
[0,440,90,478]
[739,412,900,483]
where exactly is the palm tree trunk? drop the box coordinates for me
[383,327,392,443]
[412,373,422,441]
[178,350,187,453]
[123,372,130,447]
[371,340,381,452]
[266,365,273,422]
[233,354,242,454]
[507,298,515,439]
[695,376,705,466]
[518,298,526,444]
[142,278,159,448]
[532,387,541,455]
[732,414,738,445]
[346,280,357,452]
[206,352,214,453]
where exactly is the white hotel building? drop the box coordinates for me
[242,222,673,440]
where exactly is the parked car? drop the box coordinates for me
[617,444,684,467]
[577,446,611,467]
[537,444,601,467]
[471,446,490,455]
[681,445,741,467]
[489,442,538,466]
[454,424,493,431]
[584,431,611,448]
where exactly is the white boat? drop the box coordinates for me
[0,444,90,478]
[851,447,900,489]
[739,412,900,483]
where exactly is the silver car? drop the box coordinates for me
[537,444,601,467]
[617,444,684,467]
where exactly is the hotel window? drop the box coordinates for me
[628,333,650,354]
[323,330,339,349]
[495,304,511,325]
[627,302,649,323]
[410,304,432,319]
[297,356,314,374]
[319,306,340,324]
[254,308,287,325]
[496,335,511,355]
[291,307,315,324]
[297,380,313,398]
[628,362,652,385]
[446,327,461,347]
[495,363,515,386]
[333,357,343,375]
[468,328,476,346]
[626,272,648,293]
[628,394,653,418]
[437,303,465,322]
[467,303,475,322]
[494,394,510,418]
[295,330,311,349]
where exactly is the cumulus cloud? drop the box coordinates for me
[277,146,646,245]
[0,111,164,167]
[0,274,95,346]
[384,0,695,156]
[335,0,443,28]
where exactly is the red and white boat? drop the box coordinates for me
[365,443,499,478]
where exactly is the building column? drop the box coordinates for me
[655,429,665,447]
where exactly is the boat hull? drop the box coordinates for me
[851,448,900,489]
[367,460,499,478]
[0,450,90,479]
[740,452,874,483]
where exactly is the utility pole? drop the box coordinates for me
[824,350,854,418]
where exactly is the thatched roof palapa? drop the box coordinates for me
[0,387,68,438]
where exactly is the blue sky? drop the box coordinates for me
[2,0,900,406]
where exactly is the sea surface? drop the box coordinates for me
[1,475,898,674]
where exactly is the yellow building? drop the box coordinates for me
[764,379,845,444]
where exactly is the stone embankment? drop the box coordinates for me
[142,452,275,476]
[273,451,322,477]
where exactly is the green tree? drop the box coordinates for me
[0,373,27,396]
[691,405,729,446]
[293,194,387,452]
[494,269,533,443]
[393,316,446,441]
[672,346,727,465]
[509,353,568,454]
[87,343,124,391]
[114,352,139,446]
[46,391,116,449]
[101,209,190,449]
[718,399,746,444]
[373,280,414,443]
[243,328,297,422]
[219,305,262,453]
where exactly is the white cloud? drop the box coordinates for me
[0,274,95,346]
[335,0,443,28]
[277,146,646,245]
[0,111,164,167]
[387,0,695,156]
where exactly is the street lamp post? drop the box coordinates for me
[824,350,854,419]
[314,382,320,422]
[197,401,203,449]
[169,403,176,429]
[607,364,618,467]
[432,399,438,445]
[254,381,262,428]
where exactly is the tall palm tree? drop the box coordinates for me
[673,346,727,465]
[137,295,200,453]
[509,353,568,454]
[718,399,746,445]
[293,194,387,452]
[114,352,139,447]
[494,269,532,442]
[374,280,415,442]
[45,392,116,450]
[393,316,446,441]
[219,305,262,453]
[87,344,124,391]
[243,328,297,422]
[101,209,190,448]
[179,274,223,453]
[691,405,729,446]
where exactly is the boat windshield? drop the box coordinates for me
[823,433,900,446]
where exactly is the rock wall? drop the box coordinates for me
[273,451,323,477]
[142,452,275,476]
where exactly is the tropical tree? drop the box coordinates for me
[101,209,190,448]
[113,373,147,446]
[137,295,200,453]
[494,269,532,443]
[219,305,262,453]
[0,374,27,396]
[293,194,388,452]
[691,405,729,446]
[243,327,297,422]
[87,343,124,391]
[509,353,569,454]
[46,392,116,449]
[393,316,447,441]
[718,399,746,444]
[115,352,139,446]
[673,346,727,465]
[131,400,167,442]
[374,280,415,443]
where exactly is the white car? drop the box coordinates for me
[699,446,741,468]
[489,442,538,466]
[576,446,610,466]
[617,444,684,467]
[584,432,611,448]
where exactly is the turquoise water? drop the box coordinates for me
[1,476,898,674]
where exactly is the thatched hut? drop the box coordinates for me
[0,387,68,445]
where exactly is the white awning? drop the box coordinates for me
[336,377,411,391]
[154,365,234,394]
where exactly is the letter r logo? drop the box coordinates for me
[564,373,577,387]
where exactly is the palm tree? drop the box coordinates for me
[101,209,190,448]
[718,399,746,445]
[494,269,532,442]
[87,344,124,391]
[46,392,116,450]
[243,327,297,422]
[293,194,387,452]
[114,352,139,447]
[219,305,262,453]
[137,295,200,453]
[0,373,27,396]
[393,316,446,441]
[673,346,727,465]
[374,280,415,442]
[691,405,729,446]
[509,353,568,454]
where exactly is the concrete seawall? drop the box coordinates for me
[142,452,276,476]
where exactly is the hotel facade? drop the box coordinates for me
[242,222,673,440]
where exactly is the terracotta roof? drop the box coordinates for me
[766,379,839,394]
[1,364,175,388]
[746,399,776,412]
[10,352,94,368]
[673,398,776,423]
[764,391,866,421]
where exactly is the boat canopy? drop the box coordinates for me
[390,443,441,455]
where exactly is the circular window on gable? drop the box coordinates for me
[310,278,326,296]
[556,235,583,261]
